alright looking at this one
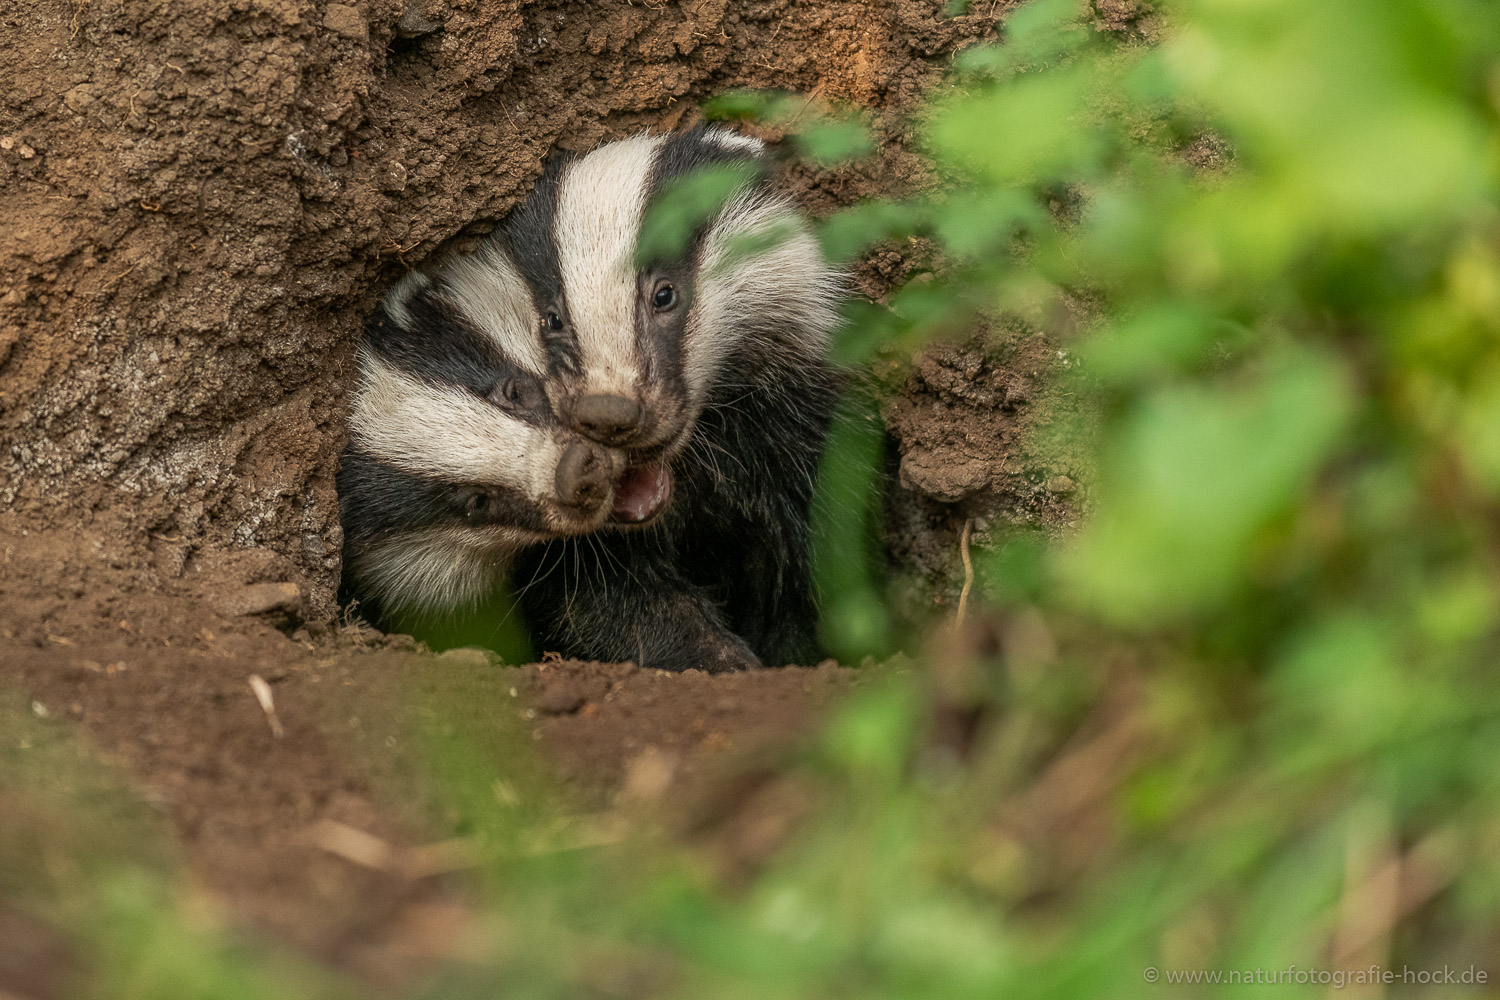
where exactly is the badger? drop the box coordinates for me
[337,261,631,628]
[339,126,843,671]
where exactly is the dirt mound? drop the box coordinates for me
[523,658,852,799]
[1,571,852,986]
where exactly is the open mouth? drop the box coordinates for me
[609,463,672,524]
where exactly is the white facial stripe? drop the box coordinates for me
[554,133,668,397]
[440,243,548,375]
[703,126,765,155]
[383,270,432,329]
[355,525,516,612]
[350,352,561,501]
[685,190,840,398]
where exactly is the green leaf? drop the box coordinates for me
[635,161,762,266]
[795,119,875,165]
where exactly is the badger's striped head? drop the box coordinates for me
[339,249,633,614]
[492,126,842,525]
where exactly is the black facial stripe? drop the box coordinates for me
[643,125,770,268]
[636,129,769,403]
[500,152,568,295]
[496,151,583,377]
[647,125,769,203]
[366,289,497,391]
[635,269,689,403]
[542,318,583,378]
[366,286,554,427]
[337,447,554,542]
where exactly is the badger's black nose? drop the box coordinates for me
[555,440,611,511]
[571,393,642,446]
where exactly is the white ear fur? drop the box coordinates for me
[683,190,841,399]
[382,270,432,328]
[703,126,766,156]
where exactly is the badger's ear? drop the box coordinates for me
[375,270,433,330]
[649,125,770,198]
[700,125,767,158]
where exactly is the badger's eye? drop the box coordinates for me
[488,375,541,410]
[651,283,677,311]
[545,312,564,331]
[463,492,490,519]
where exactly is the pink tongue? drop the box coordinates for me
[611,464,672,522]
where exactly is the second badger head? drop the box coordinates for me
[339,255,636,618]
[494,127,842,524]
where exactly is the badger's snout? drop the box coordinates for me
[554,439,614,511]
[571,393,642,447]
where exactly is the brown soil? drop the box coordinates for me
[0,516,854,990]
[0,0,1081,990]
[884,328,1093,619]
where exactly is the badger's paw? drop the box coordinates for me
[696,634,762,674]
[650,631,761,674]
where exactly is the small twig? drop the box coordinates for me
[305,819,481,877]
[247,674,284,739]
[956,517,974,623]
[307,819,394,870]
[497,101,522,135]
[1331,831,1455,965]
[788,83,827,128]
[100,262,136,290]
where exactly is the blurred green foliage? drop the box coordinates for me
[390,580,535,662]
[0,704,360,1000]
[8,0,1500,995]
